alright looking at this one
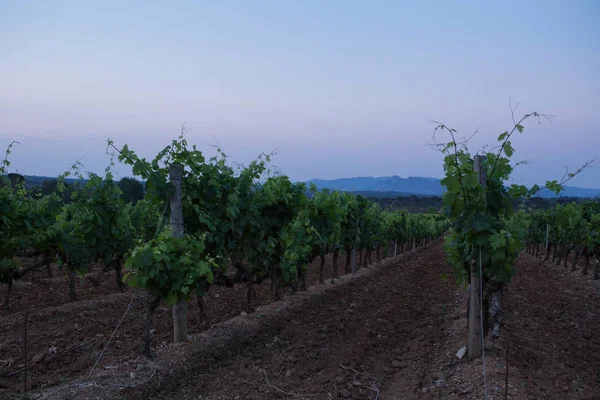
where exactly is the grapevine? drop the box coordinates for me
[434,109,591,357]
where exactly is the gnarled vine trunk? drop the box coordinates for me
[345,249,351,274]
[357,249,363,270]
[89,259,122,289]
[271,265,282,301]
[4,282,12,312]
[114,258,125,292]
[196,282,209,328]
[583,253,590,275]
[571,251,580,272]
[485,280,504,339]
[332,249,339,280]
[173,301,188,342]
[298,269,307,291]
[544,243,551,261]
[562,249,570,268]
[43,253,52,278]
[556,247,564,265]
[465,280,504,343]
[142,295,161,357]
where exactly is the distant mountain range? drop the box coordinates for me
[307,176,600,199]
[20,174,600,199]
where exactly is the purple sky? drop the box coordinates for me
[1,1,599,188]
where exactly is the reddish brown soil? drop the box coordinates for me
[3,243,600,399]
[30,243,458,400]
[1,262,125,315]
[500,253,600,398]
[116,243,456,400]
[0,248,391,397]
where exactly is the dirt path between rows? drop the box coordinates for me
[11,243,600,399]
[500,253,600,399]
[126,242,456,400]
[1,248,379,396]
[38,242,471,400]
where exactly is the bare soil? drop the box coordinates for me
[2,243,599,399]
[501,253,600,398]
[0,248,394,396]
[119,243,459,400]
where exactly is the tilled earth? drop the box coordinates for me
[3,243,600,399]
[502,253,600,399]
[116,243,455,400]
[0,246,413,397]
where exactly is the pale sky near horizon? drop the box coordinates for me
[1,1,599,188]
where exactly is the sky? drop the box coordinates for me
[1,0,599,188]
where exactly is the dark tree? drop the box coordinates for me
[41,179,58,195]
[40,179,77,203]
[118,177,145,204]
[7,173,25,187]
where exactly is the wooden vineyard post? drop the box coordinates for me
[169,164,187,343]
[351,248,357,273]
[468,155,486,361]
[394,242,398,257]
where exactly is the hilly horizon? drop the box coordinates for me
[307,175,600,199]
[20,173,600,199]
